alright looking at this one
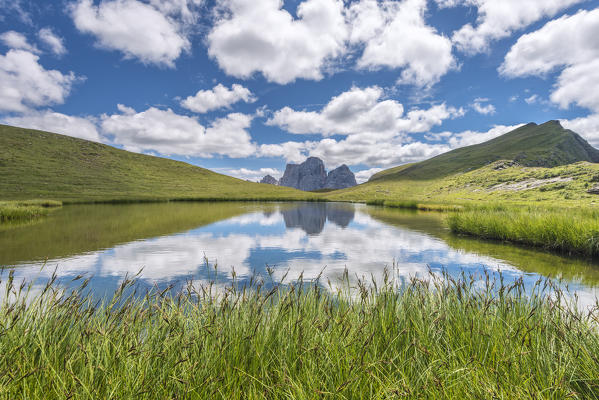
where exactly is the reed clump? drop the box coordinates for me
[367,199,463,212]
[1,268,598,399]
[448,207,599,257]
[1,204,42,223]
[0,200,62,223]
[0,205,45,222]
[11,199,63,208]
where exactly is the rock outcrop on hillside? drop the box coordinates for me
[587,184,599,194]
[274,157,357,191]
[325,164,357,189]
[279,157,328,191]
[260,175,279,185]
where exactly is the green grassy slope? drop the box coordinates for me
[370,121,599,182]
[325,121,599,206]
[0,125,310,202]
[326,160,599,206]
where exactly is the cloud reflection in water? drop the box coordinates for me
[4,203,599,308]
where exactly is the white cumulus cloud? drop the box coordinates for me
[101,105,256,158]
[309,137,451,167]
[70,0,190,67]
[428,124,524,149]
[262,85,465,168]
[38,28,67,56]
[207,0,456,87]
[3,110,101,142]
[562,114,599,147]
[258,141,312,164]
[500,9,599,80]
[260,122,522,169]
[501,9,599,146]
[148,0,203,24]
[258,136,451,169]
[181,83,256,113]
[471,98,495,115]
[267,86,464,139]
[551,59,599,113]
[349,0,456,87]
[0,49,77,112]
[355,167,383,183]
[207,0,348,84]
[451,0,584,54]
[0,31,39,53]
[217,167,282,181]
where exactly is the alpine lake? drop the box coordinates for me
[2,201,599,307]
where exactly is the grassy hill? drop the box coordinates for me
[370,121,599,182]
[0,125,310,203]
[4,120,599,207]
[326,121,599,206]
[328,160,599,204]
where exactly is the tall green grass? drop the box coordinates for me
[10,199,63,208]
[366,199,463,212]
[448,207,599,257]
[0,200,62,223]
[1,269,598,399]
[0,205,45,222]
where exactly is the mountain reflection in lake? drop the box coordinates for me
[1,202,599,307]
[281,203,354,234]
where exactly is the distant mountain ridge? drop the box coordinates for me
[370,121,599,182]
[262,157,357,191]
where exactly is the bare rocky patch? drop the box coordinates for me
[488,177,573,192]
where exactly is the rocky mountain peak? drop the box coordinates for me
[279,157,327,191]
[273,157,357,191]
[260,175,278,185]
[325,164,357,189]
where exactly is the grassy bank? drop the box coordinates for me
[362,198,599,258]
[0,200,62,223]
[448,207,599,258]
[1,271,598,398]
[366,199,463,212]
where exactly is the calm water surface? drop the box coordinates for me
[2,202,599,305]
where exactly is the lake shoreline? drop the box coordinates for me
[3,196,599,260]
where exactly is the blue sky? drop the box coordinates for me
[1,0,598,183]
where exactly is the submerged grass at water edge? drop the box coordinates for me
[448,206,599,257]
[0,200,62,223]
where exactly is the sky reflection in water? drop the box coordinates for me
[2,202,599,308]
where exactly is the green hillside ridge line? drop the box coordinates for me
[369,121,599,182]
[3,121,599,207]
[0,125,313,203]
[324,121,599,206]
[325,160,599,206]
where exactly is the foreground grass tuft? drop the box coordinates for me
[448,207,599,257]
[1,269,599,399]
[0,200,62,223]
